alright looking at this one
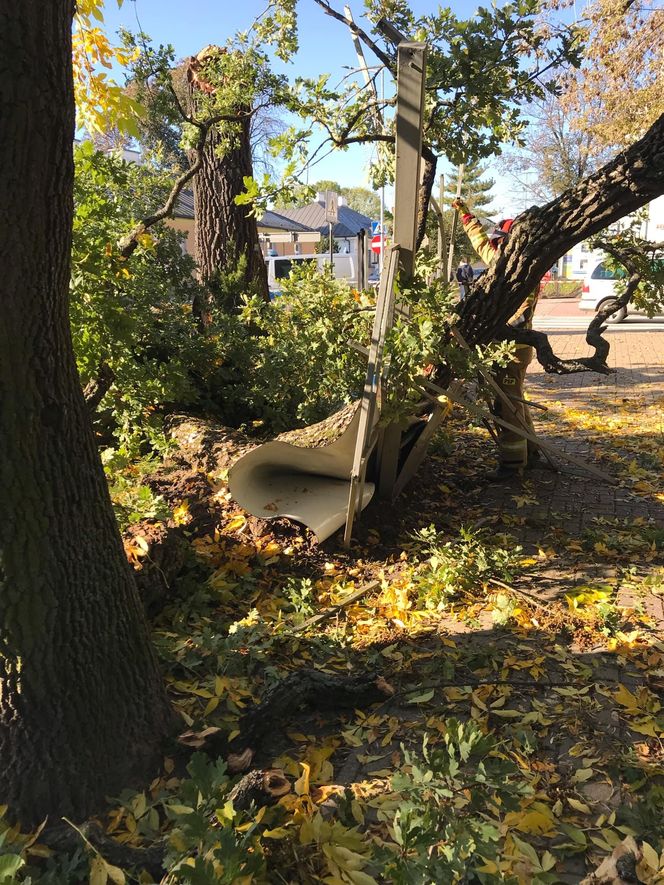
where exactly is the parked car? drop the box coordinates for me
[265,253,357,297]
[579,260,664,323]
[368,266,381,289]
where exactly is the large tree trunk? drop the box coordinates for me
[457,112,664,354]
[189,65,269,311]
[0,2,172,825]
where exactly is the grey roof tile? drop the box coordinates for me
[173,191,318,233]
[274,201,373,238]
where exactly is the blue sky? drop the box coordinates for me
[102,0,526,216]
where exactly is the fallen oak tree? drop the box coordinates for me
[152,120,664,522]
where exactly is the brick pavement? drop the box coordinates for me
[527,329,664,410]
[478,329,664,620]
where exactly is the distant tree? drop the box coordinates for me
[309,179,342,196]
[123,44,190,170]
[560,0,664,149]
[439,161,497,265]
[445,161,496,219]
[315,233,340,254]
[341,186,381,219]
[502,91,613,202]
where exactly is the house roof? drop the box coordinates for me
[174,189,195,219]
[269,201,373,238]
[173,191,317,233]
[258,210,314,232]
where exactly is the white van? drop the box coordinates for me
[579,260,664,323]
[265,254,356,297]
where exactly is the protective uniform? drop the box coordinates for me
[459,210,539,471]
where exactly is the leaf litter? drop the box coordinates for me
[6,392,664,883]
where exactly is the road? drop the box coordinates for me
[534,297,664,331]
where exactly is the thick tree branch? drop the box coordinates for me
[83,362,115,412]
[312,0,396,73]
[498,325,614,374]
[498,269,641,374]
[456,111,664,363]
[417,151,437,249]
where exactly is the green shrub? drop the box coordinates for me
[377,722,533,883]
[539,281,582,299]
[203,264,372,432]
[71,142,214,451]
[411,525,521,610]
[71,147,517,451]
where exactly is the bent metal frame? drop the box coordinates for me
[342,38,613,546]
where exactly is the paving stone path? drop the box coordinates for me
[481,330,664,623]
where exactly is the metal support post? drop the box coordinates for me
[391,42,427,282]
[376,41,427,501]
[357,229,366,290]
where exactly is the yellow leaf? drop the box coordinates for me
[90,856,108,885]
[131,793,147,820]
[324,844,367,871]
[136,232,155,251]
[172,501,190,526]
[613,684,638,713]
[294,761,311,797]
[567,797,591,814]
[168,804,195,815]
[106,863,126,885]
[262,826,290,839]
[347,871,379,885]
[629,720,659,737]
[508,809,556,835]
[204,696,219,716]
[261,541,282,558]
[226,514,247,532]
[640,841,660,871]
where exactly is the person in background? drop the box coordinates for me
[452,198,540,482]
[456,257,474,298]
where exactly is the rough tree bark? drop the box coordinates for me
[188,51,269,313]
[0,2,172,824]
[456,112,664,370]
[416,148,438,250]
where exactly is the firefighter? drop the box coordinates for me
[452,199,540,481]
